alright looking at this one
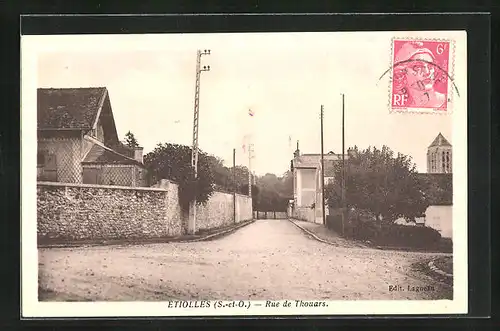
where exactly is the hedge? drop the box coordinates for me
[327,214,442,249]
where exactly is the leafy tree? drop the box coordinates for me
[420,174,453,205]
[325,145,429,223]
[144,143,214,211]
[205,155,232,191]
[278,170,294,198]
[252,172,293,212]
[240,184,260,209]
[124,131,139,148]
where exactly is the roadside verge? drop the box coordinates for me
[288,218,367,249]
[428,257,453,278]
[289,218,453,253]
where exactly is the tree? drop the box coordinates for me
[144,143,214,211]
[325,145,429,223]
[252,172,293,212]
[278,170,294,198]
[124,131,139,148]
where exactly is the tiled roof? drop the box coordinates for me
[293,154,343,177]
[417,173,453,205]
[429,133,452,148]
[112,142,135,159]
[37,87,107,130]
[294,155,320,168]
[83,143,143,167]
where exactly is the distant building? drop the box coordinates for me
[289,142,348,223]
[423,133,453,237]
[427,132,452,173]
[37,87,147,187]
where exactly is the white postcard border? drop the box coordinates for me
[21,30,468,317]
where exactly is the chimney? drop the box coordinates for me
[293,140,301,158]
[133,146,144,163]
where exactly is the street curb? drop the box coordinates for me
[428,259,453,278]
[38,219,255,248]
[177,219,255,243]
[288,219,338,247]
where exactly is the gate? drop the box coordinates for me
[254,211,288,220]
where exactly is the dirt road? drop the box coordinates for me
[38,219,452,301]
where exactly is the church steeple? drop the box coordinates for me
[427,133,452,173]
[429,132,452,148]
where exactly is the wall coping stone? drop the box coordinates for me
[37,181,167,192]
[37,181,255,197]
[234,192,252,199]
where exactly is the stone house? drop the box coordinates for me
[290,143,348,223]
[37,87,147,187]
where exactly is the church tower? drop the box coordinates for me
[427,133,452,173]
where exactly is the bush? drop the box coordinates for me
[326,215,343,234]
[327,208,443,249]
[347,221,442,248]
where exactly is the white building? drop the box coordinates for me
[290,142,348,224]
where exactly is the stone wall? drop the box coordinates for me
[235,193,253,223]
[293,206,315,223]
[194,192,253,230]
[37,181,252,243]
[37,181,182,241]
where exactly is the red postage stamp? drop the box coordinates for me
[390,39,453,113]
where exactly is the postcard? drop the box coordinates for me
[21,30,468,317]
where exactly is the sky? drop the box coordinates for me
[34,32,458,176]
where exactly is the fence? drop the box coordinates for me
[37,136,148,187]
[38,137,82,183]
[254,211,288,219]
[82,164,148,187]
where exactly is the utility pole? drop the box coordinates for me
[233,148,236,224]
[320,105,326,226]
[341,93,346,236]
[248,142,254,197]
[189,49,211,235]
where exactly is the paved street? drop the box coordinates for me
[38,219,452,301]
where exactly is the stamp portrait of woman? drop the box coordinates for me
[392,41,448,109]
